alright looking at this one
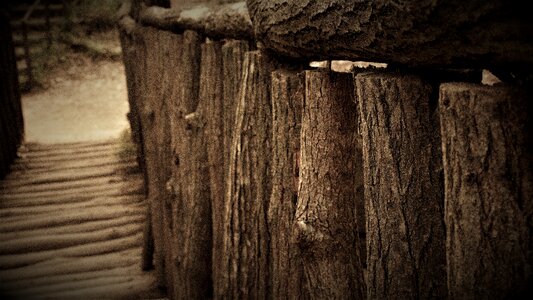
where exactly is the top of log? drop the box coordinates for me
[137,1,252,40]
[246,0,533,72]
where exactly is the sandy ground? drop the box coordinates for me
[22,60,130,144]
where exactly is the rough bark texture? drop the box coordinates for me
[222,40,248,178]
[119,29,147,193]
[199,40,224,298]
[139,2,252,40]
[0,12,23,179]
[118,25,152,271]
[171,0,242,9]
[166,29,213,299]
[214,39,249,298]
[156,29,181,297]
[221,50,275,299]
[246,0,533,72]
[269,69,307,300]
[294,70,365,299]
[355,72,447,299]
[439,83,533,299]
[135,26,167,286]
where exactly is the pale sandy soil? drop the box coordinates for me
[22,60,130,144]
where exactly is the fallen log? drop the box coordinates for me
[247,0,533,72]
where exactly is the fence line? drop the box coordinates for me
[119,1,532,298]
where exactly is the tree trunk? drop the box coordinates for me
[221,50,275,299]
[167,29,212,299]
[246,0,533,72]
[439,83,533,299]
[293,70,365,299]
[199,40,224,298]
[355,72,447,299]
[269,69,307,300]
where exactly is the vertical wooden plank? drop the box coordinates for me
[222,50,275,299]
[269,69,307,300]
[356,72,447,299]
[440,83,532,299]
[294,70,366,299]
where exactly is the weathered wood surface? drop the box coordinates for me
[0,141,162,299]
[139,1,252,40]
[356,72,447,299]
[439,83,532,299]
[269,69,307,300]
[0,12,23,179]
[247,0,533,72]
[167,29,213,299]
[199,40,224,299]
[294,70,365,299]
[136,26,168,286]
[221,50,275,299]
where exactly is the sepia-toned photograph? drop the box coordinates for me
[0,1,531,299]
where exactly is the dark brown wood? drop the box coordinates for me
[154,28,183,297]
[155,29,180,297]
[247,0,533,72]
[221,50,275,299]
[269,69,307,300]
[0,12,23,178]
[222,40,248,180]
[199,40,224,299]
[213,39,249,298]
[135,26,172,287]
[294,70,365,299]
[139,2,252,40]
[167,29,212,299]
[439,83,533,299]
[355,72,447,299]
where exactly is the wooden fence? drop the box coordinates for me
[0,12,24,179]
[119,1,532,299]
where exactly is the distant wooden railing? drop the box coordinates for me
[119,1,532,299]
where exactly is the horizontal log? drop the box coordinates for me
[138,1,252,39]
[247,0,533,72]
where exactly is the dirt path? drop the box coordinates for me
[0,140,163,299]
[22,61,130,144]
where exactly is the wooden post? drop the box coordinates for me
[221,50,275,299]
[167,29,212,299]
[355,72,447,299]
[294,70,365,299]
[269,69,307,299]
[439,83,532,299]
[199,40,224,299]
[215,39,248,298]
